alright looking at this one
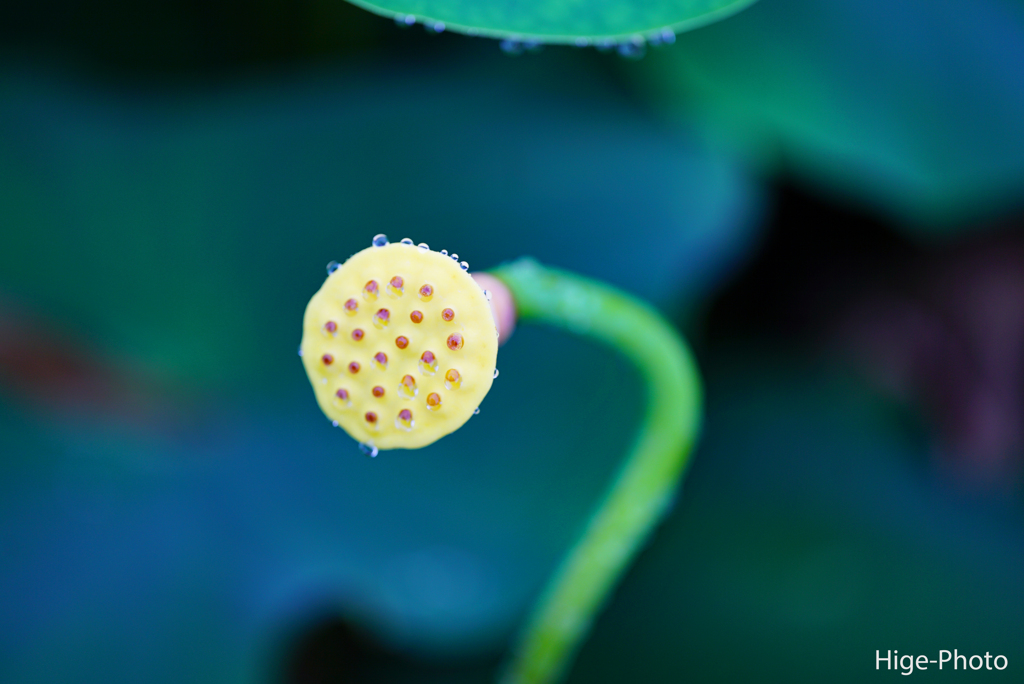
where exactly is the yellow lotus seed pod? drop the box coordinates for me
[301,241,498,450]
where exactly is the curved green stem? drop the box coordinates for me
[490,258,703,684]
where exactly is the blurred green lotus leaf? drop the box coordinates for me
[628,0,1024,230]
[0,47,759,684]
[347,0,757,44]
[0,49,760,391]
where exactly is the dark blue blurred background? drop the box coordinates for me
[2,1,1023,682]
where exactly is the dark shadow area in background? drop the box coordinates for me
[704,180,1024,488]
[704,180,917,344]
[281,613,500,684]
[1,0,466,75]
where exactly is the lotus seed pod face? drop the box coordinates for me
[301,242,498,450]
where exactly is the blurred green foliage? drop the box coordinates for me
[1,0,1023,682]
[627,0,1024,228]
[0,48,759,389]
[0,41,757,684]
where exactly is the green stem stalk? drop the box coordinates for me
[490,259,703,684]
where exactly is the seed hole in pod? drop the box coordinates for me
[372,234,389,247]
[395,336,409,349]
[359,442,378,458]
[344,298,359,315]
[333,388,351,408]
[351,328,364,342]
[410,310,423,324]
[365,411,379,428]
[323,321,338,337]
[426,392,442,411]
[373,351,388,370]
[388,276,404,297]
[441,308,455,322]
[400,237,414,245]
[322,353,334,366]
[419,284,434,301]
[444,368,461,390]
[348,361,361,374]
[363,280,379,301]
[419,350,438,375]
[396,408,414,431]
[447,333,464,350]
[372,386,385,398]
[373,308,390,329]
[399,374,417,399]
[326,261,340,275]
